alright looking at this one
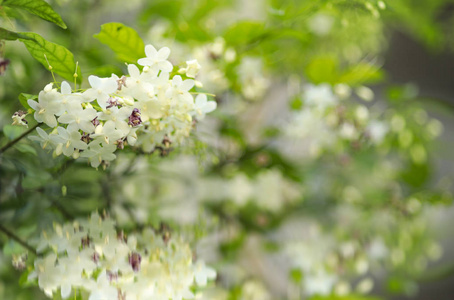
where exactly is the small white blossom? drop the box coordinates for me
[138,44,173,73]
[191,94,216,120]
[80,141,117,168]
[11,110,28,127]
[58,102,97,133]
[83,75,118,109]
[54,125,88,157]
[28,86,63,127]
[184,59,201,78]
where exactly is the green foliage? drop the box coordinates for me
[2,240,26,255]
[18,32,82,84]
[305,56,339,84]
[224,21,266,47]
[1,0,67,29]
[386,276,418,295]
[289,268,303,283]
[2,125,26,140]
[18,93,36,110]
[305,56,383,86]
[93,23,145,64]
[0,27,34,41]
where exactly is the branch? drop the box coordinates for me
[0,223,37,255]
[0,123,40,154]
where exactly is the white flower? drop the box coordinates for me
[136,98,163,121]
[97,106,132,136]
[138,44,173,73]
[339,122,358,140]
[80,141,117,168]
[83,75,118,109]
[166,75,195,105]
[228,174,253,206]
[304,84,338,110]
[28,86,63,127]
[122,64,155,101]
[29,254,59,298]
[58,102,97,133]
[54,125,88,157]
[86,271,118,300]
[308,13,334,36]
[60,81,85,108]
[303,269,337,296]
[11,110,28,127]
[184,59,201,78]
[150,71,170,99]
[191,94,216,120]
[367,120,388,144]
[29,127,59,149]
[54,259,85,299]
[241,280,271,300]
[238,57,269,100]
[193,261,216,286]
[92,120,124,145]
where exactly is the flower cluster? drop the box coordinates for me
[279,208,442,297]
[116,156,302,227]
[25,44,216,168]
[283,84,388,158]
[29,213,216,300]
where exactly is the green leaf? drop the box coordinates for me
[18,32,82,84]
[0,27,35,41]
[2,125,26,140]
[14,143,37,156]
[338,63,384,86]
[19,269,34,287]
[2,240,26,255]
[19,93,36,110]
[224,21,266,46]
[94,23,145,64]
[2,0,67,29]
[305,56,339,84]
[289,268,303,283]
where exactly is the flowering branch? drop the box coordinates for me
[0,223,37,255]
[0,123,40,154]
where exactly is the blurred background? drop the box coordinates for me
[1,0,454,299]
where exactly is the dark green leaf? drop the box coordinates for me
[94,23,145,64]
[2,0,67,29]
[0,27,34,41]
[18,32,82,83]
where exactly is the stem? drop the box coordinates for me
[0,123,40,154]
[0,223,37,255]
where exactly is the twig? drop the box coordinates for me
[0,123,40,154]
[0,223,37,255]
